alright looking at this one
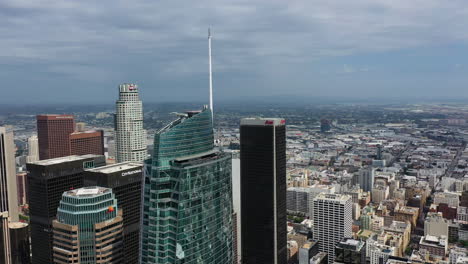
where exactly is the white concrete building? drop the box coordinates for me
[372,185,389,204]
[115,83,147,163]
[424,212,449,238]
[450,247,467,264]
[367,239,396,264]
[0,126,19,264]
[457,206,468,222]
[26,135,39,163]
[313,193,352,264]
[434,192,460,208]
[287,184,335,217]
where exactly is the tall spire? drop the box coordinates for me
[208,27,213,121]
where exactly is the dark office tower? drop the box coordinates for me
[320,119,331,133]
[70,130,105,156]
[9,222,31,264]
[27,154,105,264]
[37,115,75,160]
[376,144,383,160]
[240,118,287,264]
[141,108,233,264]
[84,162,143,264]
[334,238,366,264]
[0,216,7,263]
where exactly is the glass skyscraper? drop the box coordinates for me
[141,107,233,264]
[52,187,123,264]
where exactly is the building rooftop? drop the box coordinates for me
[70,130,101,135]
[301,239,318,249]
[86,162,142,174]
[314,193,351,203]
[9,222,28,229]
[241,117,286,126]
[28,154,100,166]
[310,252,327,261]
[420,235,447,247]
[65,186,110,197]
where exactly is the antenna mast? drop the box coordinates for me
[208,28,214,121]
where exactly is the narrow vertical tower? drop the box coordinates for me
[0,126,19,264]
[208,28,214,121]
[115,83,147,163]
[240,118,287,264]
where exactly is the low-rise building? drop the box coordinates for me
[419,235,448,258]
[434,192,460,208]
[394,205,419,229]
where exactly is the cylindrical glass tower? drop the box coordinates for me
[53,187,123,264]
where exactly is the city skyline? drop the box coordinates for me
[2,1,468,264]
[1,1,468,104]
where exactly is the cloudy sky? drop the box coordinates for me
[1,0,468,104]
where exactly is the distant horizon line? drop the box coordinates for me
[2,95,468,105]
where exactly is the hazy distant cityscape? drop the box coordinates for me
[2,99,468,263]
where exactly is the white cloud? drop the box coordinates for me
[0,0,468,99]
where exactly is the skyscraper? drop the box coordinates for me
[37,115,104,160]
[84,162,143,264]
[26,135,39,163]
[27,154,105,264]
[0,127,19,222]
[115,83,147,163]
[69,130,104,156]
[313,193,353,264]
[37,115,75,160]
[359,166,375,192]
[52,187,123,263]
[240,118,287,264]
[0,126,19,264]
[141,108,233,264]
[9,222,31,264]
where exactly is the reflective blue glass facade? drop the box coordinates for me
[141,108,233,264]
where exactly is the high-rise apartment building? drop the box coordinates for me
[141,108,233,264]
[84,162,143,264]
[27,135,39,163]
[313,193,353,264]
[37,115,75,160]
[69,130,104,156]
[0,126,19,264]
[27,155,105,264]
[115,83,147,163]
[359,167,375,192]
[240,118,287,264]
[52,187,123,263]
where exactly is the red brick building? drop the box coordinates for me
[70,130,104,156]
[37,115,104,160]
[37,115,75,160]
